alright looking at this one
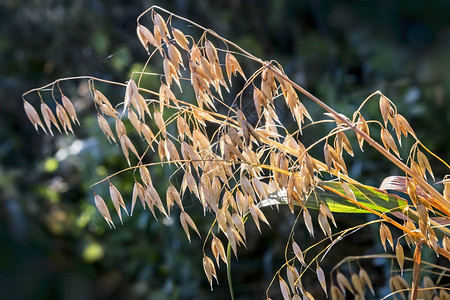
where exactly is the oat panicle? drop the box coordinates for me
[23,5,450,299]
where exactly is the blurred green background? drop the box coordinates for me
[1,0,450,299]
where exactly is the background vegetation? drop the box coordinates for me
[1,0,450,299]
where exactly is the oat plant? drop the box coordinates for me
[22,6,450,300]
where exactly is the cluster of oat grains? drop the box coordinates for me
[23,6,450,299]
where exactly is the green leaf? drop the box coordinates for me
[260,181,408,214]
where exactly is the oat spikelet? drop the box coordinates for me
[380,128,400,157]
[180,211,200,242]
[379,223,394,251]
[316,264,328,297]
[131,181,142,215]
[24,100,47,134]
[40,102,61,135]
[109,182,128,224]
[225,53,246,85]
[379,94,391,126]
[115,119,127,137]
[211,235,227,267]
[203,255,218,290]
[97,114,116,143]
[249,203,270,232]
[417,150,434,180]
[61,94,80,126]
[286,265,300,292]
[359,268,374,296]
[94,194,115,229]
[124,79,138,115]
[395,242,405,275]
[356,115,369,151]
[292,241,306,267]
[336,271,354,296]
[351,273,364,296]
[331,285,345,300]
[172,27,189,50]
[303,208,314,237]
[153,12,170,42]
[56,103,74,134]
[279,275,291,300]
[93,89,111,106]
[137,24,159,51]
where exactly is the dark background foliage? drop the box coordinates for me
[1,0,449,299]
